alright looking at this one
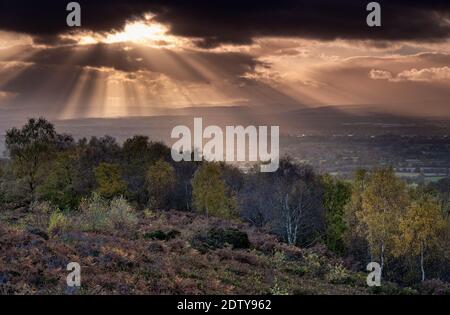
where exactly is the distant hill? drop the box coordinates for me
[49,105,450,143]
[0,105,449,157]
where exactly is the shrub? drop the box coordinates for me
[418,279,450,295]
[143,209,157,219]
[270,277,289,295]
[77,194,138,233]
[401,287,420,295]
[21,201,55,231]
[369,282,418,295]
[109,196,138,230]
[292,287,319,295]
[144,229,180,241]
[303,253,327,277]
[325,263,351,284]
[78,194,112,232]
[0,178,28,205]
[369,283,395,295]
[191,228,250,252]
[48,211,69,235]
[346,272,368,287]
[272,250,287,267]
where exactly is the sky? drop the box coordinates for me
[0,0,449,120]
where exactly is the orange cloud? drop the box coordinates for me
[370,66,450,82]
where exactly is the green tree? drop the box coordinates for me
[38,151,80,210]
[146,159,176,209]
[395,192,447,282]
[321,175,351,254]
[192,162,236,219]
[122,136,152,205]
[94,162,126,199]
[358,168,409,271]
[5,118,66,199]
[121,137,172,207]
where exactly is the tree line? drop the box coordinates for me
[0,118,449,286]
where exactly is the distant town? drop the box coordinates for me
[235,134,450,185]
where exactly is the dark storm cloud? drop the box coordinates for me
[152,0,450,46]
[0,1,449,46]
[0,1,151,41]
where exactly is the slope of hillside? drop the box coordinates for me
[0,207,370,295]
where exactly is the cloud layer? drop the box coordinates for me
[370,66,450,82]
[0,1,449,46]
[0,2,449,119]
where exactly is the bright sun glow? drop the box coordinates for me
[64,17,185,48]
[105,21,168,44]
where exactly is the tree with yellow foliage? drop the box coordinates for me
[192,162,237,219]
[358,168,409,271]
[395,192,447,282]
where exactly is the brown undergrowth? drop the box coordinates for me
[0,206,369,295]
